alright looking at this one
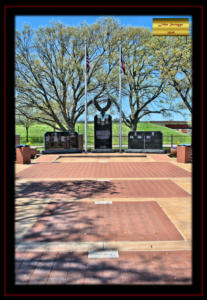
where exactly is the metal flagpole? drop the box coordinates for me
[119,44,122,153]
[84,41,88,153]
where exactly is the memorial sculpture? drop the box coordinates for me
[93,98,114,151]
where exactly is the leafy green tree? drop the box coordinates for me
[107,26,185,131]
[16,106,35,142]
[15,20,119,131]
[15,18,191,134]
[152,35,192,113]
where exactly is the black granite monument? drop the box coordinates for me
[43,131,81,154]
[93,98,114,151]
[126,131,164,153]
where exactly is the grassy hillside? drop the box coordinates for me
[16,122,191,146]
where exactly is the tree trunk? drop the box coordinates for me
[26,126,29,142]
[130,120,138,132]
[67,119,75,132]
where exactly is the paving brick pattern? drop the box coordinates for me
[15,251,192,285]
[149,154,172,161]
[16,162,191,178]
[34,155,59,162]
[17,180,190,199]
[23,201,183,242]
[15,154,191,286]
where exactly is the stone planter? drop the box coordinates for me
[16,145,31,164]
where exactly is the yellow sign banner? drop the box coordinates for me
[153,18,189,36]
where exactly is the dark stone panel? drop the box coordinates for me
[94,114,112,149]
[44,132,78,150]
[128,131,163,150]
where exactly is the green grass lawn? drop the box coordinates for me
[16,122,191,146]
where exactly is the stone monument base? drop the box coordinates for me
[91,149,116,153]
[125,149,165,153]
[42,148,82,154]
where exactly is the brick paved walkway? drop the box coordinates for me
[22,201,184,243]
[16,251,191,285]
[17,162,191,178]
[15,153,192,285]
[16,179,189,199]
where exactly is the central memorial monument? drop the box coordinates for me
[92,98,115,152]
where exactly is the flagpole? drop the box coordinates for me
[119,44,122,153]
[84,41,88,153]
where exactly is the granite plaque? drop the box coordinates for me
[128,131,163,149]
[94,201,112,204]
[44,131,78,150]
[88,249,119,258]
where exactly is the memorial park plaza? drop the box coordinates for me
[15,152,192,285]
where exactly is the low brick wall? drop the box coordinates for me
[78,135,83,150]
[177,146,191,163]
[16,146,31,164]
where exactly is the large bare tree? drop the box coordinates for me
[108,26,190,131]
[15,18,191,132]
[15,19,120,131]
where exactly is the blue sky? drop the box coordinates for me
[15,15,192,121]
[15,15,192,31]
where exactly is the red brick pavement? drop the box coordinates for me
[23,201,183,242]
[15,251,192,285]
[34,155,59,162]
[17,179,190,199]
[149,154,172,161]
[16,162,191,178]
[15,158,191,286]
